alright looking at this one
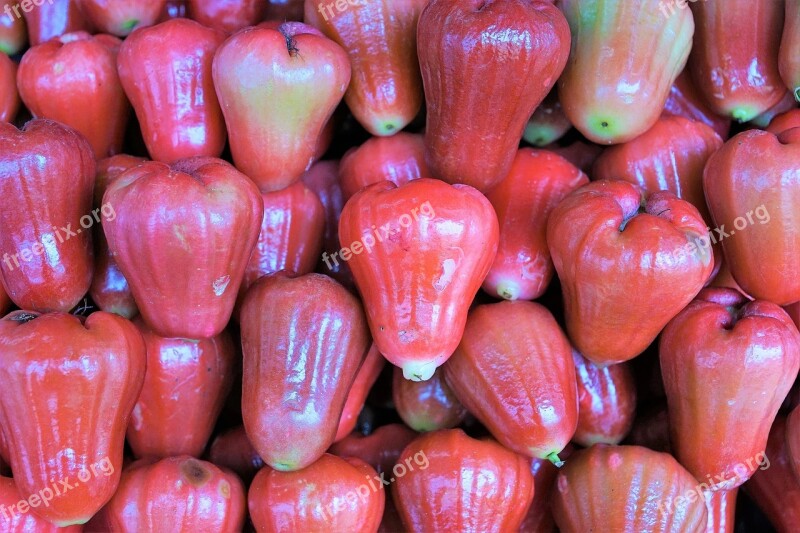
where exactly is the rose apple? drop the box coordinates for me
[392,366,467,433]
[240,272,370,471]
[77,0,166,36]
[0,310,146,526]
[103,157,263,339]
[704,490,738,533]
[781,0,800,101]
[22,0,89,45]
[0,10,25,55]
[547,180,714,365]
[547,140,604,174]
[483,148,588,301]
[0,476,82,532]
[208,426,264,485]
[558,0,694,144]
[18,31,129,158]
[306,0,427,136]
[0,119,94,313]
[660,288,800,489]
[335,344,385,442]
[118,18,227,163]
[0,53,19,123]
[749,89,798,129]
[517,455,563,533]
[767,108,800,134]
[663,69,732,139]
[338,178,499,381]
[329,424,418,478]
[418,0,570,191]
[689,0,787,121]
[523,90,572,147]
[187,0,265,34]
[213,22,350,192]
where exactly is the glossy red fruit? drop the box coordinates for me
[0,53,19,123]
[767,108,800,134]
[339,178,499,381]
[547,180,715,365]
[444,301,577,462]
[77,0,167,36]
[0,475,82,532]
[335,344,386,442]
[249,454,384,532]
[208,426,264,486]
[18,31,128,159]
[103,456,246,532]
[393,429,534,532]
[703,489,737,533]
[418,0,570,191]
[329,424,418,477]
[127,318,235,459]
[689,0,787,121]
[213,22,350,192]
[660,288,800,489]
[0,119,94,313]
[781,0,800,101]
[240,272,371,471]
[22,0,89,45]
[0,10,26,55]
[483,148,588,301]
[103,157,263,339]
[187,0,265,34]
[393,366,466,433]
[743,417,800,533]
[788,406,800,481]
[593,116,723,225]
[559,0,694,144]
[749,89,798,128]
[89,155,144,319]
[703,129,800,305]
[242,181,325,293]
[339,133,428,201]
[663,69,731,139]
[118,18,227,163]
[518,456,561,533]
[306,0,427,136]
[523,90,572,147]
[0,310,146,526]
[553,445,707,532]
[573,350,637,447]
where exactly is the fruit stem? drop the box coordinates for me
[546,452,564,468]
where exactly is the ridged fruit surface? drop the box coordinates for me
[335,344,386,442]
[393,366,466,432]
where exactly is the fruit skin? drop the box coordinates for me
[573,350,637,447]
[187,0,266,34]
[18,31,129,159]
[660,288,800,489]
[418,0,570,191]
[767,108,800,134]
[89,155,145,319]
[0,310,146,526]
[392,366,466,433]
[743,417,800,533]
[444,301,577,461]
[329,423,418,477]
[703,489,738,533]
[76,0,167,36]
[339,133,429,201]
[689,0,787,122]
[118,18,227,163]
[0,119,95,313]
[305,0,427,136]
[788,406,800,480]
[103,456,246,532]
[0,53,19,123]
[22,0,89,46]
[249,454,384,533]
[523,89,572,147]
[0,10,26,56]
[748,89,797,129]
[546,180,714,365]
[264,0,303,21]
[0,475,82,532]
[663,69,731,139]
[127,318,235,459]
[558,0,694,144]
[240,272,371,471]
[553,444,708,533]
[335,344,386,442]
[483,148,588,301]
[207,426,264,485]
[338,178,499,381]
[212,22,351,192]
[592,116,723,225]
[393,429,534,532]
[517,456,562,533]
[703,129,800,305]
[103,157,263,339]
[781,0,800,101]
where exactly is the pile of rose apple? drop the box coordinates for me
[1,0,800,531]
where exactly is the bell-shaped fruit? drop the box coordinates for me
[213,22,351,192]
[0,310,146,526]
[547,180,715,365]
[249,454,384,532]
[444,300,577,462]
[418,0,570,191]
[207,426,264,485]
[689,0,786,121]
[393,366,466,433]
[553,444,708,532]
[660,288,800,490]
[103,157,263,338]
[329,424,418,477]
[393,429,534,532]
[0,11,26,55]
[0,53,19,123]
[118,18,227,163]
[0,119,95,313]
[240,272,370,471]
[22,0,88,45]
[663,69,731,139]
[77,0,167,36]
[103,456,246,531]
[0,475,82,532]
[305,0,426,136]
[781,0,800,101]
[483,148,588,301]
[187,0,265,34]
[339,178,499,381]
[335,344,385,442]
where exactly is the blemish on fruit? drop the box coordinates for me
[181,459,211,486]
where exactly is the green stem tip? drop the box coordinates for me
[546,452,564,468]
